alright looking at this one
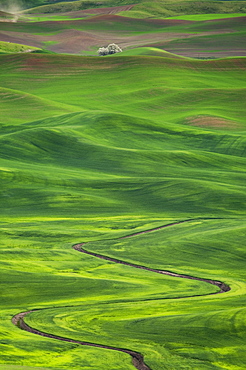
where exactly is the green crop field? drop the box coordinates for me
[0,41,40,54]
[0,1,246,370]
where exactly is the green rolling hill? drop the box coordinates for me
[0,2,246,370]
[1,51,246,369]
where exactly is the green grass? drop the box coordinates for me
[165,12,246,21]
[26,14,88,22]
[0,43,246,370]
[0,54,245,125]
[22,0,139,13]
[0,86,77,124]
[0,41,40,54]
[115,47,188,58]
[23,219,246,369]
[21,0,246,17]
[118,0,246,19]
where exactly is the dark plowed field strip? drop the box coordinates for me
[12,220,230,370]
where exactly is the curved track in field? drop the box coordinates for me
[12,311,150,370]
[12,220,230,370]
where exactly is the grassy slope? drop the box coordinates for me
[20,0,140,13]
[0,51,246,370]
[19,0,246,16]
[0,41,41,54]
[25,219,246,370]
[118,47,188,58]
[166,13,246,20]
[118,0,246,18]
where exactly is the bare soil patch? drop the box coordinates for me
[81,14,193,26]
[33,5,136,19]
[47,29,107,53]
[0,10,12,19]
[185,115,243,130]
[0,31,43,48]
[62,5,135,17]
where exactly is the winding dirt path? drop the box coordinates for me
[12,219,230,370]
[12,311,149,370]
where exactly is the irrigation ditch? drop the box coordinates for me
[12,219,230,370]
